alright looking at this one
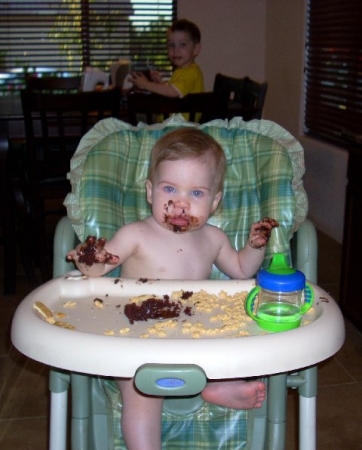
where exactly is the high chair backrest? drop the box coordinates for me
[65,116,307,279]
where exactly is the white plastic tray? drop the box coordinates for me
[11,274,345,378]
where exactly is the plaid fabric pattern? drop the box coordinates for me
[65,115,307,279]
[103,378,251,450]
[64,115,308,449]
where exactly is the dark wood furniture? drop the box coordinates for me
[8,88,121,286]
[25,75,82,93]
[340,147,362,331]
[0,96,23,294]
[213,73,268,120]
[127,91,229,125]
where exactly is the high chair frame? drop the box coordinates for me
[11,116,345,450]
[48,215,322,450]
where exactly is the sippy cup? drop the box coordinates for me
[245,253,314,332]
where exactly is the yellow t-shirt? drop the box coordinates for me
[168,63,204,97]
[166,63,204,122]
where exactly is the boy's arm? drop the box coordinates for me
[130,72,180,97]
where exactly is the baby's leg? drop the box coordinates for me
[201,379,266,410]
[115,377,163,450]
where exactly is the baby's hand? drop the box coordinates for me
[67,236,119,267]
[248,217,279,249]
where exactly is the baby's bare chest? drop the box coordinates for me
[127,232,219,279]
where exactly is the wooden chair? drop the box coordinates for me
[213,73,268,120]
[127,91,229,125]
[25,75,82,93]
[10,88,121,284]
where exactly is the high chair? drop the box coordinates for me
[11,116,345,450]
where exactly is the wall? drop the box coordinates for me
[178,0,348,243]
[177,0,267,90]
[263,0,347,243]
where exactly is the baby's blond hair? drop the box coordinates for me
[148,128,227,194]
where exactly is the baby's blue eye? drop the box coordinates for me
[163,186,176,194]
[192,190,203,198]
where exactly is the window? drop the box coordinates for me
[0,0,177,95]
[304,0,362,148]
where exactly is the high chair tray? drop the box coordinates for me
[11,274,345,378]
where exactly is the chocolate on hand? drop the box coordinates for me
[249,217,279,249]
[76,236,119,266]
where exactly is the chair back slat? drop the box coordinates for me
[21,89,121,176]
[127,91,229,125]
[18,87,121,281]
[213,73,268,120]
[25,75,82,93]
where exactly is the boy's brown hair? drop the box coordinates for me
[148,128,226,194]
[169,19,201,44]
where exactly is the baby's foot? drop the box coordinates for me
[201,379,266,410]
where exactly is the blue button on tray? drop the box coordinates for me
[156,378,185,388]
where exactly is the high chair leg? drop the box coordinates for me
[49,369,70,450]
[287,365,318,450]
[70,373,92,450]
[298,366,317,450]
[265,373,287,450]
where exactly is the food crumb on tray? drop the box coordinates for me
[33,302,75,330]
[124,289,252,338]
[63,301,77,308]
[93,298,105,308]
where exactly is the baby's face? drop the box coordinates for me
[166,30,200,68]
[146,158,221,234]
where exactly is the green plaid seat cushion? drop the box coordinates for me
[65,115,307,278]
[64,115,307,449]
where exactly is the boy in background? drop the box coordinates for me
[130,19,204,98]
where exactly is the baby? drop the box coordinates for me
[68,128,278,450]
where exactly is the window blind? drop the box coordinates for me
[304,0,362,148]
[0,0,177,95]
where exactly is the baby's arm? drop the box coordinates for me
[67,236,120,277]
[66,223,139,277]
[215,218,279,279]
[237,218,279,277]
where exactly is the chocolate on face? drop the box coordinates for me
[163,200,200,233]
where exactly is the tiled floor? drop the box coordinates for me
[1,229,362,449]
